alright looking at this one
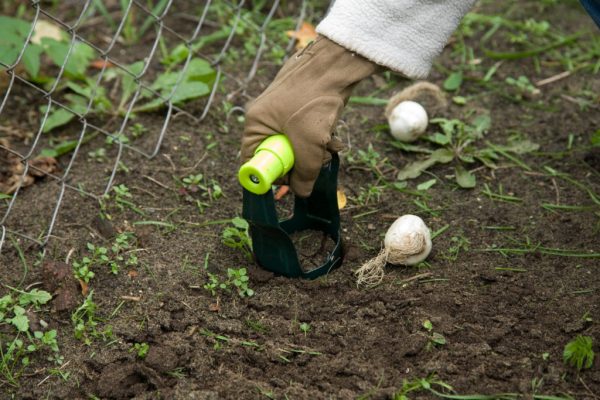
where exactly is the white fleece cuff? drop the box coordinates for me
[316,0,476,79]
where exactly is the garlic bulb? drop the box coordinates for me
[384,215,432,266]
[355,214,432,288]
[388,101,428,142]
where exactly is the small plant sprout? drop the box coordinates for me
[387,101,429,142]
[227,268,254,297]
[355,215,432,287]
[563,335,594,371]
[422,319,446,350]
[222,217,253,260]
[299,322,311,337]
[130,342,150,359]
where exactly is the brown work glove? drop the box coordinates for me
[241,35,381,197]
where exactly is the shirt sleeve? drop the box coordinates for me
[316,0,477,79]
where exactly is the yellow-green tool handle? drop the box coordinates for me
[238,134,295,195]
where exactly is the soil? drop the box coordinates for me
[290,230,337,271]
[1,1,599,399]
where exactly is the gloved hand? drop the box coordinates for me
[241,35,380,197]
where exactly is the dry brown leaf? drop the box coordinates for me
[90,59,115,70]
[127,270,138,279]
[78,279,89,296]
[0,138,59,194]
[31,20,64,45]
[286,22,317,50]
[209,302,220,312]
[337,188,347,209]
[29,156,58,177]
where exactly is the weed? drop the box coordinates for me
[73,233,138,280]
[167,367,187,379]
[222,217,253,260]
[130,342,149,359]
[71,291,113,345]
[180,173,223,211]
[505,75,540,100]
[227,268,254,297]
[354,184,384,206]
[88,148,107,163]
[482,183,523,203]
[0,288,61,387]
[299,322,311,337]
[203,271,227,297]
[563,335,594,371]
[394,115,538,189]
[0,16,94,81]
[245,319,269,334]
[393,374,453,400]
[443,234,470,261]
[203,267,254,298]
[422,319,446,350]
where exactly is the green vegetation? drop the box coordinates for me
[71,291,113,346]
[221,217,253,260]
[563,335,594,371]
[422,319,446,350]
[130,342,150,359]
[73,232,138,281]
[0,288,60,387]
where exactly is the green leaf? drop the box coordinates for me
[120,61,145,104]
[40,139,80,158]
[564,335,594,370]
[471,114,491,134]
[443,71,463,91]
[429,132,451,146]
[455,165,476,188]
[497,138,540,154]
[10,306,29,332]
[42,107,75,133]
[431,332,446,345]
[348,96,389,106]
[422,320,433,331]
[0,16,32,66]
[19,288,52,306]
[42,38,94,77]
[185,58,215,80]
[171,81,210,104]
[390,141,433,154]
[452,96,467,105]
[11,314,29,332]
[22,44,43,78]
[591,129,600,147]
[417,179,437,191]
[0,294,13,310]
[0,16,31,37]
[397,149,454,180]
[0,47,19,66]
[231,217,249,230]
[0,193,12,200]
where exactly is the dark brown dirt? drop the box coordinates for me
[1,1,599,399]
[290,229,337,271]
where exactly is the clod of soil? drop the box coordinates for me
[42,261,80,312]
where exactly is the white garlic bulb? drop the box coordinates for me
[388,101,428,142]
[384,214,432,266]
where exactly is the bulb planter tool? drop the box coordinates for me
[240,134,343,279]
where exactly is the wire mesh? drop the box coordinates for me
[0,0,310,258]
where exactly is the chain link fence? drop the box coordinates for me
[0,0,312,259]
